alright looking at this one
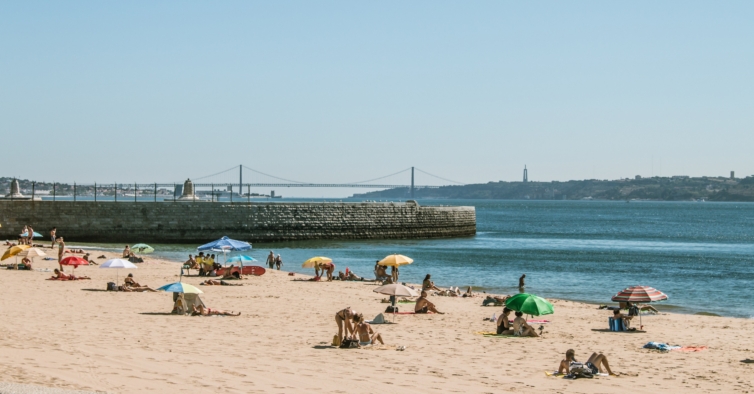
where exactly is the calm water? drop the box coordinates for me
[76,199,754,318]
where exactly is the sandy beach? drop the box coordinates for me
[1,249,752,394]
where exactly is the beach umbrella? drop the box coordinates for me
[227,255,257,265]
[373,284,420,322]
[19,247,47,258]
[505,293,555,317]
[377,254,414,267]
[373,283,420,297]
[131,243,154,254]
[60,256,89,273]
[1,245,30,261]
[100,258,137,284]
[197,236,251,252]
[302,256,332,268]
[611,285,668,303]
[20,231,44,238]
[612,285,667,329]
[157,282,203,294]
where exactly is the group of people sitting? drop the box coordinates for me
[334,307,385,347]
[422,274,475,297]
[374,262,399,283]
[605,301,659,331]
[337,269,364,281]
[495,307,539,337]
[183,253,222,276]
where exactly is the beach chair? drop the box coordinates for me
[608,317,627,332]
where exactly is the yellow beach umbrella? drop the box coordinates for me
[302,256,332,268]
[1,245,30,261]
[378,254,414,267]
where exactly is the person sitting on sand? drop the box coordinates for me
[353,313,384,346]
[558,349,616,376]
[335,307,358,344]
[612,309,634,330]
[184,254,198,270]
[82,253,97,265]
[124,273,150,288]
[422,274,442,292]
[191,305,241,316]
[415,291,445,314]
[496,308,514,335]
[512,311,539,337]
[200,279,243,286]
[20,257,32,270]
[122,245,131,258]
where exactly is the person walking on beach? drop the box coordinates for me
[266,251,275,269]
[275,254,282,270]
[50,228,57,249]
[57,237,65,271]
[27,226,35,245]
[518,274,526,293]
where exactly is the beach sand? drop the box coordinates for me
[1,249,753,393]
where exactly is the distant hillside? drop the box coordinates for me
[353,175,754,202]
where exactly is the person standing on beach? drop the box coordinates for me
[57,237,65,271]
[275,254,282,270]
[266,251,275,269]
[518,274,526,293]
[391,266,399,283]
[50,228,57,249]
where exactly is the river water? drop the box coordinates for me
[75,199,754,318]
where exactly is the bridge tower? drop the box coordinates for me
[411,167,415,198]
[523,165,528,183]
[239,165,242,196]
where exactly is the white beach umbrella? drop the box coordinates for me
[373,284,420,322]
[100,258,137,284]
[19,248,47,258]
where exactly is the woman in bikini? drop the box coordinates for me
[422,274,442,292]
[335,307,358,344]
[558,349,616,376]
[496,308,514,335]
[200,279,243,286]
[191,305,241,316]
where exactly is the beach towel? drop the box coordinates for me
[674,346,707,352]
[643,342,681,352]
[393,311,435,315]
[508,319,550,324]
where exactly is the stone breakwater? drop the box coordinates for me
[0,200,475,243]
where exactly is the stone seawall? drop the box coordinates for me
[0,200,475,243]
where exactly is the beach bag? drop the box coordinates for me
[107,282,117,291]
[332,335,341,347]
[569,367,594,379]
[385,306,399,313]
[339,339,359,349]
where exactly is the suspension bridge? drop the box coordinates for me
[189,165,464,197]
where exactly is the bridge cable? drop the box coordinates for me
[414,168,465,185]
[242,166,307,184]
[193,166,240,181]
[347,168,412,184]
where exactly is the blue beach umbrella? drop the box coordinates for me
[197,236,251,252]
[157,282,203,294]
[20,231,44,238]
[227,255,257,264]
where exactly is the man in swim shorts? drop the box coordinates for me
[415,291,445,314]
[353,314,383,346]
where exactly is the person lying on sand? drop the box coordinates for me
[381,297,413,303]
[512,311,539,337]
[496,308,514,335]
[623,301,659,314]
[415,291,444,314]
[191,305,241,316]
[120,285,158,292]
[462,287,475,297]
[353,314,384,346]
[558,349,616,376]
[221,265,244,280]
[200,279,243,286]
[338,271,364,281]
[482,295,509,306]
[422,274,442,292]
[49,269,91,280]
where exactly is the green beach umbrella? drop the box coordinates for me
[505,293,554,316]
[132,243,154,254]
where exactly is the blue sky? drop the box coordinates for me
[1,2,752,196]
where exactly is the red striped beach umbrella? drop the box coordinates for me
[611,286,668,303]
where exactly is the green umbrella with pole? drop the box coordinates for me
[505,293,554,316]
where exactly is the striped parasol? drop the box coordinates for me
[611,285,667,303]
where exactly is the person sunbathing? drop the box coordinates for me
[462,286,475,297]
[353,314,384,346]
[512,311,539,337]
[415,291,444,314]
[482,295,509,306]
[496,308,514,335]
[50,269,71,280]
[558,349,616,376]
[20,257,32,270]
[221,268,244,280]
[121,284,158,292]
[200,279,243,286]
[623,301,659,314]
[82,253,97,265]
[191,305,241,316]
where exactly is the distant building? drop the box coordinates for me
[523,166,528,183]
[731,171,735,179]
[635,175,642,180]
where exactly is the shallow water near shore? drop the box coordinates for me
[72,199,754,318]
